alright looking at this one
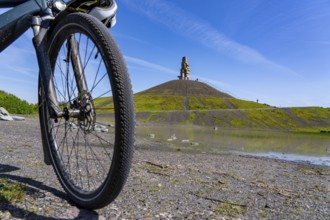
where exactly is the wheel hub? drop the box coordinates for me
[78,91,96,132]
[62,91,96,132]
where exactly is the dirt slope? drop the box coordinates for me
[136,80,233,97]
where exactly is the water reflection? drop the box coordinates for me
[137,125,330,166]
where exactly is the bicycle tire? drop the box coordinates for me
[38,12,135,209]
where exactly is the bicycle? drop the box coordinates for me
[0,0,135,209]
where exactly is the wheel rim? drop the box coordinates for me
[48,31,116,194]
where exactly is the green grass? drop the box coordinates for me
[0,90,37,114]
[188,96,228,110]
[135,107,330,131]
[93,96,114,113]
[245,109,296,129]
[93,96,111,106]
[227,98,269,109]
[93,90,330,131]
[0,178,27,204]
[230,118,247,128]
[133,93,272,112]
[0,90,7,98]
[215,203,247,217]
[290,107,330,122]
[134,94,270,111]
[134,95,184,112]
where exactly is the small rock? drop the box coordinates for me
[0,107,10,115]
[159,212,168,218]
[0,115,13,121]
[98,216,106,220]
[12,116,25,121]
[94,127,102,132]
[101,128,109,132]
[2,211,12,220]
[69,122,78,129]
[0,107,14,121]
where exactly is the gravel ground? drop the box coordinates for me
[0,118,329,219]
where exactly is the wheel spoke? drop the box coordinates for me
[92,90,112,101]
[90,72,108,94]
[48,31,117,193]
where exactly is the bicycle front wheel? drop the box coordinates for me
[39,13,135,209]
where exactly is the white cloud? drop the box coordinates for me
[124,55,231,91]
[122,0,298,76]
[0,42,38,103]
[0,46,37,78]
[112,31,151,45]
[0,75,36,86]
[124,55,177,75]
[194,76,230,88]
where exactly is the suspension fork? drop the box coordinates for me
[33,19,89,119]
[32,16,59,166]
[67,34,89,96]
[32,17,91,165]
[32,17,62,119]
[67,35,96,131]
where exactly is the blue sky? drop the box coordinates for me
[1,0,330,107]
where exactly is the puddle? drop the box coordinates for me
[236,152,330,167]
[137,125,330,166]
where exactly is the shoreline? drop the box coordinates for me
[0,118,329,219]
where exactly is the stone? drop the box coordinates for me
[12,116,25,121]
[0,107,13,121]
[168,134,177,141]
[0,115,13,121]
[101,128,109,132]
[178,56,190,80]
[0,107,25,121]
[94,127,102,132]
[69,122,78,129]
[93,124,110,132]
[171,134,177,140]
[191,142,199,146]
[0,107,10,115]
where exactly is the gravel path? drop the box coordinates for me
[0,118,329,219]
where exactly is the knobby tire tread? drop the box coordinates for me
[40,12,135,209]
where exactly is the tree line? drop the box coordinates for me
[0,91,37,114]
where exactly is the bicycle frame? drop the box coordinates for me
[0,0,95,164]
[0,0,117,52]
[0,0,95,115]
[0,0,48,52]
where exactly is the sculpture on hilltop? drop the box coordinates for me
[178,56,190,80]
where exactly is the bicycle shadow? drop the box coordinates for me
[0,164,101,220]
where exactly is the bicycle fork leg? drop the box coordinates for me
[33,20,60,165]
[33,24,91,164]
[67,35,95,131]
[68,35,89,94]
[33,27,62,118]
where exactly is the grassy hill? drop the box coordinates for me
[136,107,330,131]
[93,80,330,131]
[0,91,37,114]
[134,80,269,111]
